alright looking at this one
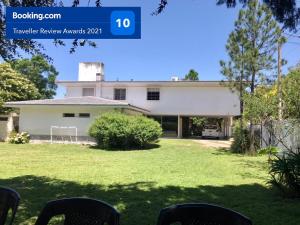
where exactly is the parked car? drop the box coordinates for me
[202,125,221,139]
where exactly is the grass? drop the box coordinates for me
[0,139,299,225]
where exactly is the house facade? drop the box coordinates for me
[4,62,240,141]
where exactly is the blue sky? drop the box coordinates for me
[13,1,300,97]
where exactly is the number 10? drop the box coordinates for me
[116,18,130,28]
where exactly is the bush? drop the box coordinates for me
[269,150,300,197]
[89,113,162,149]
[8,131,30,144]
[190,117,207,136]
[230,120,250,153]
[128,116,163,148]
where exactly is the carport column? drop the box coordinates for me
[224,117,233,137]
[228,117,233,137]
[224,117,229,137]
[177,115,182,138]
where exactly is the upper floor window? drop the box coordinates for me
[147,88,160,100]
[114,88,126,100]
[82,88,95,97]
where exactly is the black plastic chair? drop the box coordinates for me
[0,186,20,225]
[34,198,120,225]
[156,203,252,225]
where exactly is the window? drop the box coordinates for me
[114,88,126,100]
[79,113,90,118]
[63,113,75,118]
[82,88,95,97]
[0,117,8,121]
[147,88,160,100]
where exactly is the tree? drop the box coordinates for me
[220,25,249,119]
[243,86,278,124]
[10,56,58,99]
[154,0,300,31]
[0,63,40,114]
[220,0,283,154]
[282,66,300,119]
[184,69,199,80]
[243,64,300,122]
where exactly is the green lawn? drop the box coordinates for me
[0,139,299,225]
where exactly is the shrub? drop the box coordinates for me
[128,116,162,148]
[230,120,250,153]
[89,113,162,149]
[8,131,30,144]
[190,117,207,136]
[269,150,300,197]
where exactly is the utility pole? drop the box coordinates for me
[277,40,283,120]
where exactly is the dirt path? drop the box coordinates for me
[193,139,233,149]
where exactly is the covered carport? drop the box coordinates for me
[178,115,233,139]
[148,115,233,139]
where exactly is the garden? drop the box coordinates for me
[0,1,299,224]
[0,139,300,225]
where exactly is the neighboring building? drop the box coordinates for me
[4,62,240,141]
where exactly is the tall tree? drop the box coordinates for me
[243,63,300,121]
[184,69,199,80]
[243,86,278,124]
[10,56,58,99]
[282,65,300,119]
[220,0,283,154]
[0,63,40,114]
[220,24,248,119]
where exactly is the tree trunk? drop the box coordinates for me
[249,70,256,155]
[239,76,244,131]
[277,41,283,120]
[249,121,256,154]
[239,46,245,130]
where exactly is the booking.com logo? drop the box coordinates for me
[12,12,62,20]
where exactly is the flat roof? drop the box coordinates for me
[56,80,233,87]
[4,96,150,113]
[56,80,225,83]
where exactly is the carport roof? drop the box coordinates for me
[4,96,150,113]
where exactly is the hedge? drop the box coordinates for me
[89,112,162,149]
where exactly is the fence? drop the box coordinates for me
[260,120,300,153]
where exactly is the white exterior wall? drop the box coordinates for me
[66,85,100,98]
[65,84,240,116]
[19,106,111,136]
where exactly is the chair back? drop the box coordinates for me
[35,198,120,225]
[0,186,20,225]
[156,203,252,225]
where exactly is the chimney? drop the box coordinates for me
[78,62,104,81]
[96,73,104,81]
[171,76,179,81]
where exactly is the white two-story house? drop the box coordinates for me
[4,62,240,141]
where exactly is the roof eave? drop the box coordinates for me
[4,103,128,107]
